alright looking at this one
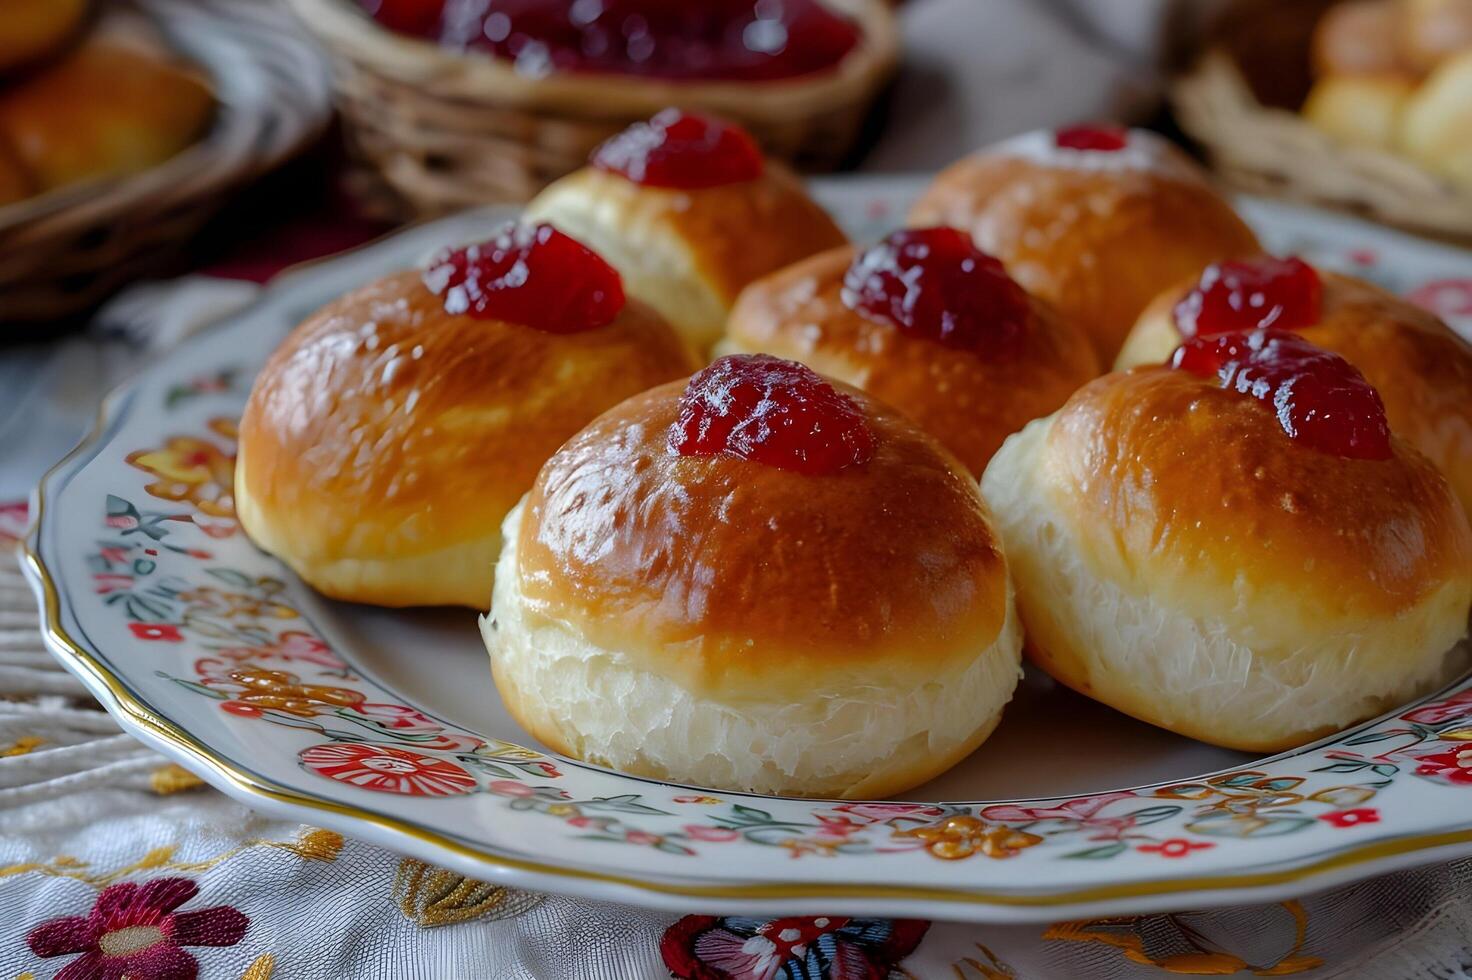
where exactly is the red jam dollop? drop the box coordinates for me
[840,227,1031,354]
[365,0,861,82]
[669,354,874,475]
[1054,124,1130,152]
[1171,329,1392,459]
[421,222,625,331]
[1174,256,1323,337]
[591,109,764,189]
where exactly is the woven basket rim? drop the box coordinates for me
[287,0,899,119]
[1173,49,1472,239]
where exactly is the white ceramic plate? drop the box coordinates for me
[24,178,1472,923]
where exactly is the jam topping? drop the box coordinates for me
[368,0,861,82]
[1054,124,1130,152]
[669,354,873,475]
[1174,256,1323,337]
[591,109,764,189]
[421,222,625,331]
[840,227,1031,354]
[1171,329,1392,459]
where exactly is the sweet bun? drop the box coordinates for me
[908,126,1260,362]
[1399,50,1472,188]
[1302,73,1416,149]
[0,39,212,192]
[525,109,846,354]
[1311,0,1404,77]
[485,355,1022,797]
[982,348,1472,753]
[1397,0,1472,75]
[1116,261,1472,518]
[0,0,88,73]
[723,230,1100,476]
[237,224,699,609]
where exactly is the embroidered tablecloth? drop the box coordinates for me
[5,276,1472,980]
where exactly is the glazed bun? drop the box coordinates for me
[907,126,1259,362]
[1312,0,1404,77]
[723,230,1100,476]
[982,344,1472,753]
[0,0,88,73]
[525,109,846,354]
[485,355,1022,797]
[0,39,211,192]
[1399,50,1472,188]
[1116,260,1472,518]
[1303,73,1416,149]
[237,223,699,609]
[1397,0,1472,75]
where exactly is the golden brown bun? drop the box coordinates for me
[1117,269,1472,519]
[1399,50,1472,188]
[0,39,212,191]
[723,245,1101,476]
[236,270,699,609]
[1397,0,1472,74]
[982,368,1472,752]
[908,129,1260,362]
[1313,0,1405,76]
[486,378,1023,797]
[1303,73,1417,149]
[0,0,88,73]
[525,165,847,353]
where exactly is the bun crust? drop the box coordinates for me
[0,40,211,191]
[982,368,1472,751]
[1312,0,1404,76]
[1117,270,1472,518]
[907,132,1259,361]
[488,379,1021,796]
[525,165,846,352]
[0,0,88,72]
[236,270,698,608]
[724,245,1100,475]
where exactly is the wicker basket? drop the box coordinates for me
[0,0,331,327]
[286,0,899,215]
[1172,0,1472,242]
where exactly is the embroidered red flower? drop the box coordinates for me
[662,915,929,980]
[27,877,247,980]
[1318,808,1380,828]
[1137,838,1214,859]
[129,623,184,642]
[299,743,478,797]
[1414,744,1472,786]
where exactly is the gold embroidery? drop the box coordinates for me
[1044,900,1324,975]
[0,828,342,886]
[393,858,542,927]
[1,736,44,757]
[894,816,1043,860]
[278,829,343,863]
[241,953,276,980]
[150,764,206,795]
[951,943,1018,979]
